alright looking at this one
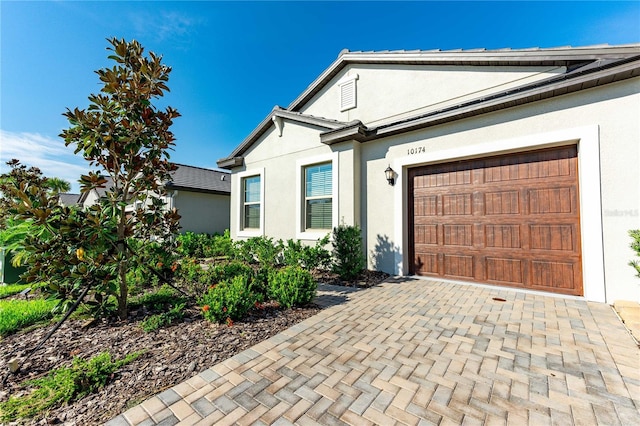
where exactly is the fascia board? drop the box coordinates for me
[374,59,640,138]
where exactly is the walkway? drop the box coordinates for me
[107,278,640,425]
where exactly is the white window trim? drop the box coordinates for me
[392,125,605,302]
[237,168,265,238]
[338,73,359,112]
[296,152,339,241]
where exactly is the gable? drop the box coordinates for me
[218,45,640,168]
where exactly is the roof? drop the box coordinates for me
[217,44,640,168]
[77,164,231,203]
[165,163,231,195]
[58,193,80,206]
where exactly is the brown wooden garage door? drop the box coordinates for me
[409,146,582,296]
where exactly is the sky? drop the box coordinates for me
[1,1,639,193]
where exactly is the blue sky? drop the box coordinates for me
[1,1,639,192]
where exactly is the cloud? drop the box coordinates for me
[128,10,205,48]
[0,130,90,193]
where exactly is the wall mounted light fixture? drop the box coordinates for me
[385,165,395,186]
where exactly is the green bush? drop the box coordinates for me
[630,229,640,278]
[233,237,283,267]
[282,235,331,270]
[129,285,186,311]
[208,261,254,285]
[204,230,234,258]
[268,266,317,309]
[199,275,260,323]
[0,298,57,337]
[140,303,185,332]
[0,351,141,421]
[177,230,234,258]
[331,224,365,280]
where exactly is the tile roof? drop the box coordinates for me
[218,44,640,167]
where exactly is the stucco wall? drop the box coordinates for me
[361,78,639,303]
[230,67,639,304]
[174,191,230,235]
[300,64,566,125]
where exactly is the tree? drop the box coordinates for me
[59,37,182,319]
[45,177,71,195]
[1,38,182,320]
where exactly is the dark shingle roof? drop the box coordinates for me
[58,193,80,206]
[166,164,231,194]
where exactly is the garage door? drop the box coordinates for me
[409,146,582,295]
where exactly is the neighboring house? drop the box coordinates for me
[58,193,81,207]
[218,44,640,304]
[77,164,231,235]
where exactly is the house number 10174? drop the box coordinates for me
[407,146,425,155]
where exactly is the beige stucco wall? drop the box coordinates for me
[174,191,230,235]
[230,65,639,304]
[300,64,566,126]
[361,78,639,304]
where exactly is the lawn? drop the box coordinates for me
[0,297,57,337]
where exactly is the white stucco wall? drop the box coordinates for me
[230,65,639,304]
[361,78,639,304]
[174,191,230,235]
[300,64,566,126]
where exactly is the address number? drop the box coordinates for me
[407,146,425,155]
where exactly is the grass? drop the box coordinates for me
[0,283,31,299]
[0,351,142,422]
[0,298,58,337]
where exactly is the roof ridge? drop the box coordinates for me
[173,163,230,174]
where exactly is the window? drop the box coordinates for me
[304,162,332,230]
[242,175,261,229]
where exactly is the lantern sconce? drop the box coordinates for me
[385,165,395,186]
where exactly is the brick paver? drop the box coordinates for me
[107,279,640,425]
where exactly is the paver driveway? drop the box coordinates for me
[108,278,640,425]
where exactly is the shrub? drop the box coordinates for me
[203,230,234,258]
[0,351,141,422]
[199,275,260,323]
[331,224,365,280]
[282,235,331,270]
[140,303,185,332]
[233,237,283,267]
[268,266,317,309]
[208,261,254,285]
[129,285,186,312]
[630,229,640,278]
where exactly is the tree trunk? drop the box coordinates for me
[116,204,128,320]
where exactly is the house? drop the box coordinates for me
[218,44,640,304]
[58,193,81,207]
[77,164,231,235]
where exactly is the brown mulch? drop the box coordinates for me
[0,270,389,425]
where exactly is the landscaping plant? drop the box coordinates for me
[331,224,365,280]
[0,38,182,320]
[0,351,141,422]
[0,298,58,337]
[630,229,640,278]
[268,266,317,309]
[199,275,260,323]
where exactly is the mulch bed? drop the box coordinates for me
[0,270,389,425]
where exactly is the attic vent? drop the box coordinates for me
[338,74,358,112]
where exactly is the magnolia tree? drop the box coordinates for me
[2,38,182,320]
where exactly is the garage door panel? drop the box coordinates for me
[528,187,577,214]
[443,254,474,278]
[409,145,582,296]
[529,224,578,251]
[485,224,522,248]
[485,257,524,284]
